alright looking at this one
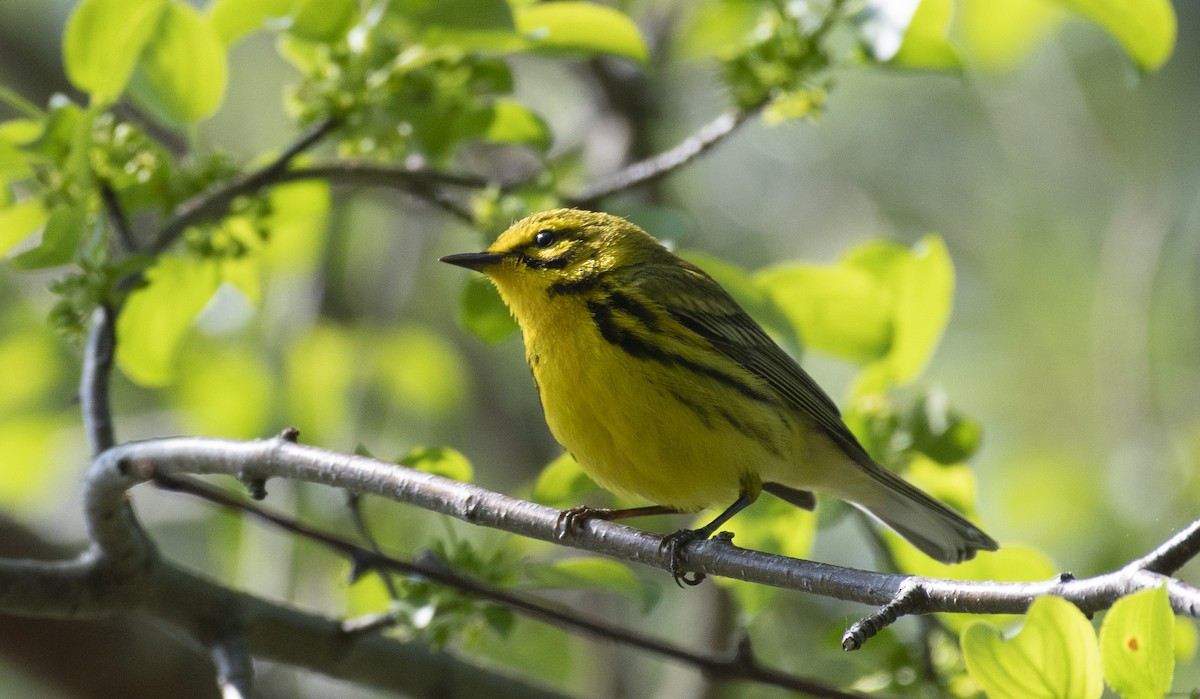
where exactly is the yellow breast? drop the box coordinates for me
[514,292,794,511]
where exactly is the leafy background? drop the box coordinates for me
[0,0,1198,696]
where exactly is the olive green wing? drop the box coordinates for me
[633,261,874,464]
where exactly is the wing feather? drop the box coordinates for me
[632,261,873,464]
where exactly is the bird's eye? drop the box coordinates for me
[532,229,557,248]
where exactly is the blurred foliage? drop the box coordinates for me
[0,0,1193,696]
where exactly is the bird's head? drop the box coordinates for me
[440,208,667,306]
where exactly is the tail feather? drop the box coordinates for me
[844,460,998,564]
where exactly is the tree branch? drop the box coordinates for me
[80,304,117,455]
[152,473,862,698]
[570,107,761,206]
[85,437,1200,642]
[150,117,341,254]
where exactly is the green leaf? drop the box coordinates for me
[755,263,893,363]
[399,446,474,483]
[956,0,1066,72]
[128,2,229,125]
[525,557,655,609]
[261,179,330,271]
[962,595,1102,699]
[459,275,518,344]
[63,0,168,103]
[116,255,221,386]
[175,346,272,438]
[0,119,43,181]
[285,324,357,443]
[0,199,49,257]
[286,0,358,42]
[515,2,649,64]
[1099,586,1174,699]
[857,234,955,385]
[890,0,960,69]
[481,99,550,151]
[906,388,983,464]
[9,204,88,270]
[372,326,468,418]
[1050,0,1176,71]
[532,452,596,508]
[391,0,514,32]
[206,0,293,45]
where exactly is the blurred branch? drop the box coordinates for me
[138,116,500,259]
[100,180,137,253]
[63,437,1200,646]
[81,305,117,455]
[151,117,341,253]
[154,472,861,699]
[570,107,761,207]
[0,474,568,699]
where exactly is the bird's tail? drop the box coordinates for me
[839,458,998,564]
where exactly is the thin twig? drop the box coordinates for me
[80,305,117,455]
[152,473,861,698]
[570,108,760,206]
[99,181,137,253]
[150,117,341,253]
[345,491,399,599]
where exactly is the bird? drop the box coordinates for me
[441,208,997,582]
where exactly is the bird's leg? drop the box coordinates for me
[661,491,756,587]
[555,504,680,539]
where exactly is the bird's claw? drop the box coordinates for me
[660,528,707,587]
[555,505,599,539]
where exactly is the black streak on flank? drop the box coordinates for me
[586,300,776,407]
[606,290,659,330]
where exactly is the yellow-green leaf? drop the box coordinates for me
[0,199,49,257]
[9,203,88,270]
[483,99,550,151]
[755,263,893,363]
[1099,585,1174,699]
[515,2,649,64]
[63,0,168,103]
[1050,0,1176,71]
[891,0,961,69]
[962,595,1102,699]
[176,346,272,438]
[525,557,656,610]
[285,324,357,443]
[372,326,468,418]
[128,2,229,125]
[207,0,293,45]
[956,0,1066,72]
[116,255,221,386]
[459,276,518,344]
[532,452,596,508]
[399,446,473,483]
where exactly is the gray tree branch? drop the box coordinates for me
[57,436,1200,645]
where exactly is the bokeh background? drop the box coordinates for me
[1,0,1198,696]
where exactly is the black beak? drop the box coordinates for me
[439,251,504,272]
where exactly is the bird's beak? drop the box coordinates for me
[439,251,504,272]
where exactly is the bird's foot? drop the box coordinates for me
[554,505,607,539]
[660,528,708,587]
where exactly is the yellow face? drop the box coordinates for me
[440,208,665,301]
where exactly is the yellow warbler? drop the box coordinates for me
[442,209,997,579]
